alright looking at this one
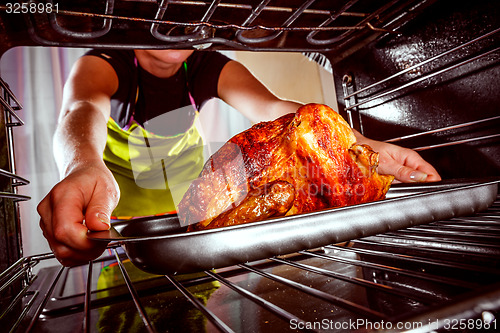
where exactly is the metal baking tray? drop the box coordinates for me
[88,178,499,275]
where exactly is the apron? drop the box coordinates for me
[103,60,206,219]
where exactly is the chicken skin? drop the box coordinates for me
[178,104,394,231]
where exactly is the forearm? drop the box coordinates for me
[350,127,370,140]
[54,101,109,179]
[259,99,303,122]
[218,60,304,122]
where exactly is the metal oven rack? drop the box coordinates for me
[1,195,499,332]
[334,0,500,182]
[0,77,32,333]
[0,0,437,54]
[0,78,31,269]
[341,27,500,150]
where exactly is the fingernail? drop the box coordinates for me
[97,212,110,227]
[410,171,428,182]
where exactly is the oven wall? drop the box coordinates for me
[331,0,500,180]
[0,104,21,271]
[0,47,87,259]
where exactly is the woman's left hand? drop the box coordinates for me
[355,131,441,183]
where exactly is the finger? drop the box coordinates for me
[378,155,428,183]
[38,187,97,264]
[420,168,441,182]
[84,183,120,232]
[49,240,109,267]
[37,195,54,238]
[39,211,108,267]
[397,165,429,183]
[47,185,103,257]
[401,151,442,182]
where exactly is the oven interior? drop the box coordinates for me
[1,0,499,332]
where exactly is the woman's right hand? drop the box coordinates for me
[37,161,120,267]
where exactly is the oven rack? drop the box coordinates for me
[341,27,500,152]
[2,195,499,332]
[0,72,30,333]
[0,78,30,202]
[1,0,437,53]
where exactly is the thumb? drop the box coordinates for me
[395,165,428,183]
[84,190,119,232]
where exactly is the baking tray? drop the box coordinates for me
[88,178,499,275]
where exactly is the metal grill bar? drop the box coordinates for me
[379,230,500,250]
[0,256,52,331]
[413,133,500,152]
[11,0,407,49]
[236,0,316,44]
[344,27,500,101]
[0,255,54,332]
[305,0,360,46]
[306,0,400,46]
[26,266,65,332]
[204,270,318,333]
[16,0,397,37]
[1,280,32,321]
[2,197,499,332]
[350,229,500,256]
[384,115,500,144]
[0,78,22,110]
[167,0,366,17]
[164,274,235,333]
[388,226,500,242]
[112,248,156,333]
[402,222,500,235]
[0,78,24,127]
[24,7,389,34]
[0,257,28,289]
[344,45,500,111]
[9,291,38,333]
[299,248,478,289]
[82,261,93,333]
[0,169,30,187]
[0,192,31,201]
[345,239,500,274]
[47,0,115,38]
[271,256,442,303]
[239,262,388,320]
[151,0,219,43]
[0,264,32,295]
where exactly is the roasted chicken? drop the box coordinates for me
[178,104,394,231]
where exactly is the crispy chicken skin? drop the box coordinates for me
[179,104,394,231]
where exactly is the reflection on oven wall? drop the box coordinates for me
[0,49,335,260]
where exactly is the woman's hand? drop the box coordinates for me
[355,131,441,183]
[37,161,120,266]
[38,54,120,266]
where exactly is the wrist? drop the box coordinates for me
[61,155,107,179]
[352,129,372,145]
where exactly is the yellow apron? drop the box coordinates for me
[103,58,207,219]
[103,109,205,219]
